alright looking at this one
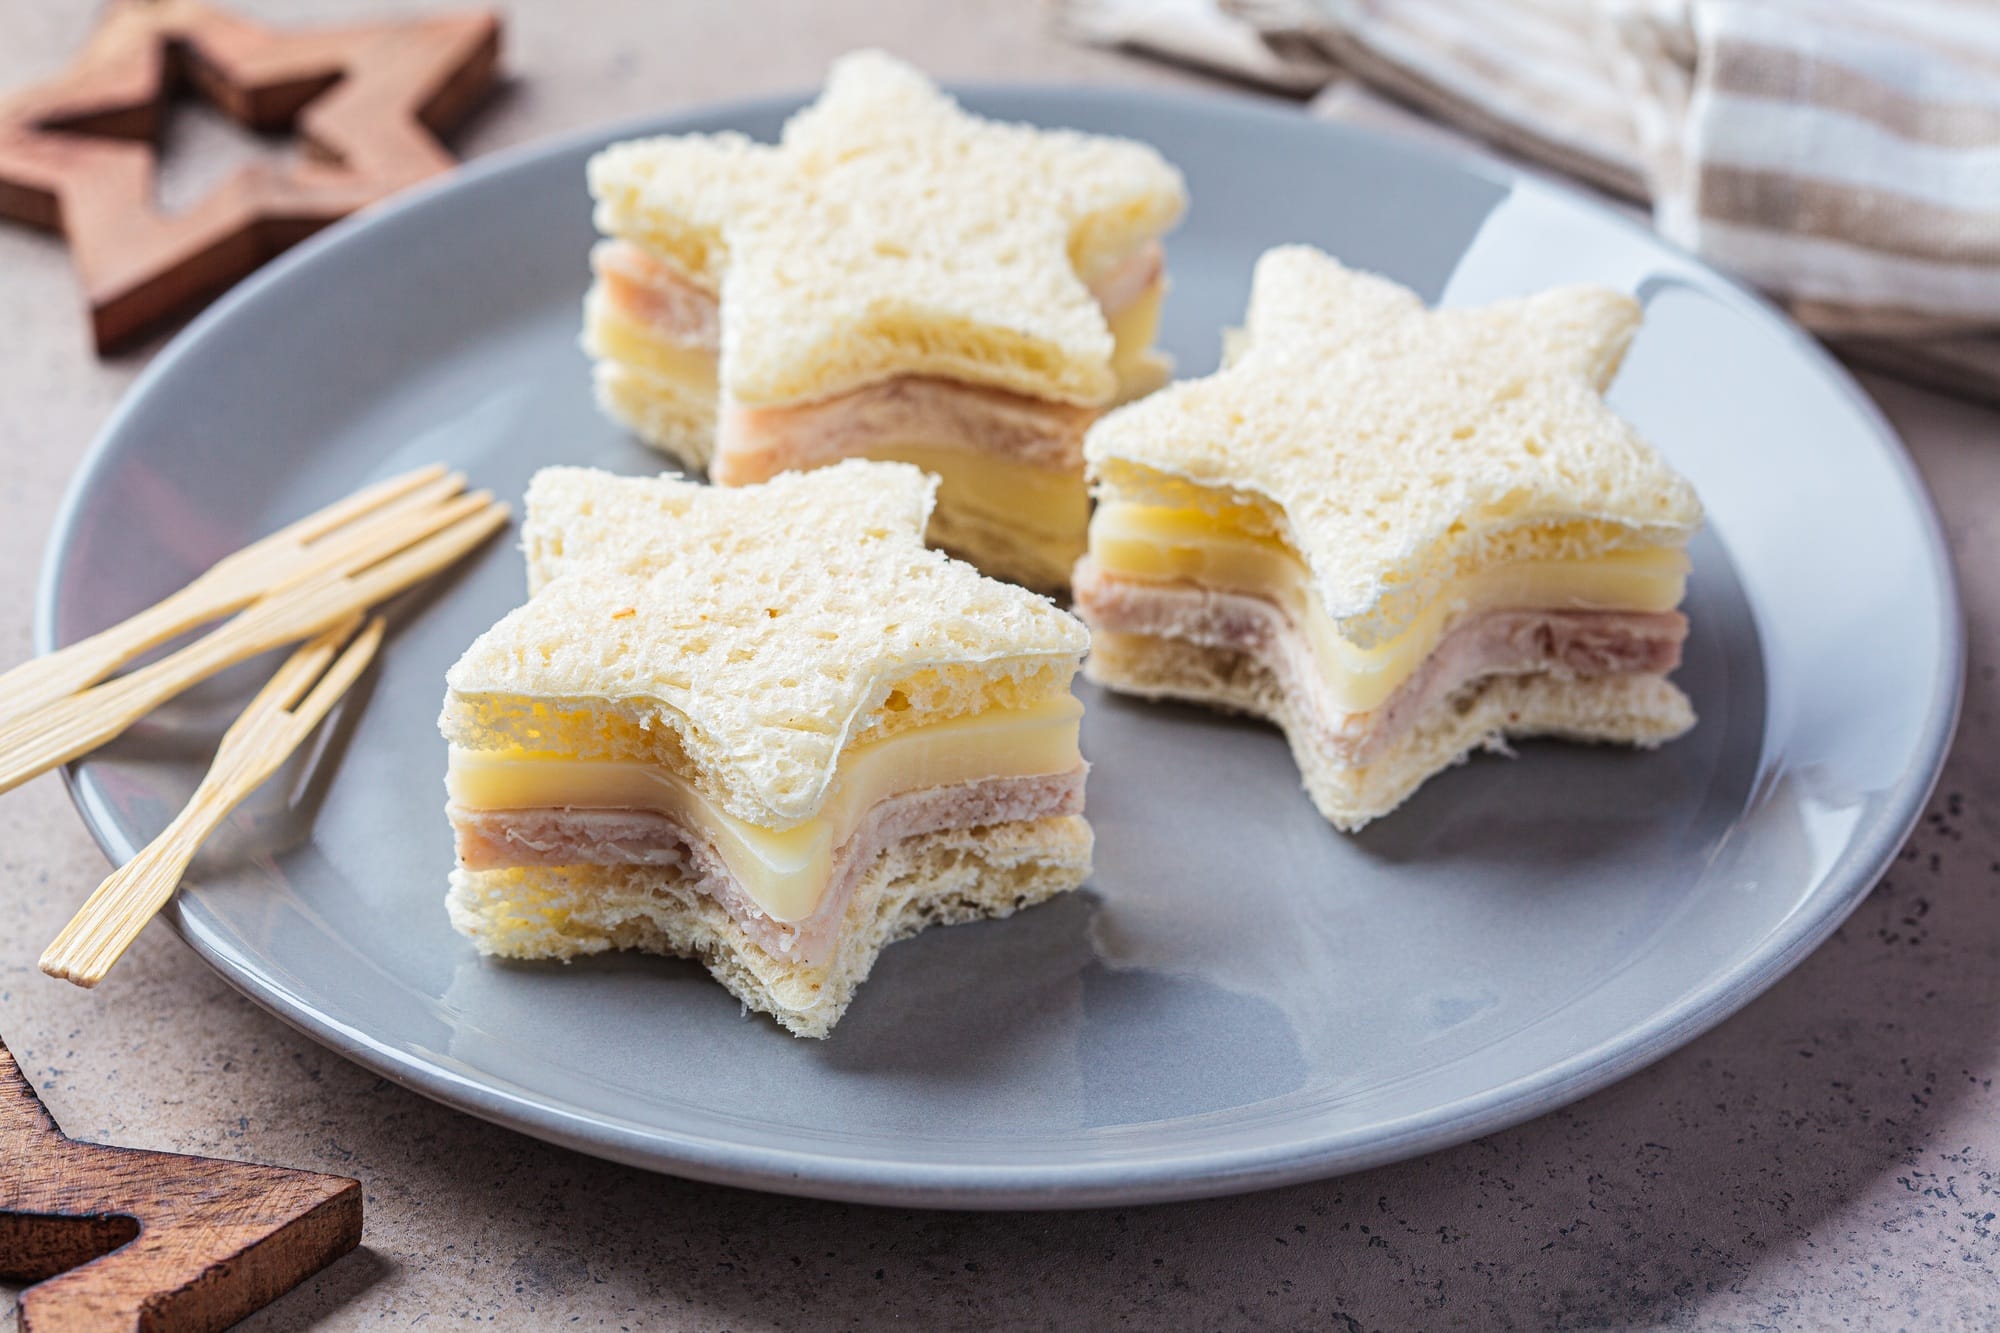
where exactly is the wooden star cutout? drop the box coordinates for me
[589,50,1184,406]
[446,462,1087,827]
[1084,245,1703,644]
[0,1035,361,1331]
[0,0,500,352]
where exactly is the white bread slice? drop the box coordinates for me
[1084,246,1703,648]
[1085,630,1692,830]
[588,50,1186,408]
[514,459,934,590]
[441,461,1089,831]
[591,360,717,473]
[447,814,1091,1038]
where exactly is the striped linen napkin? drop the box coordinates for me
[1057,0,2000,402]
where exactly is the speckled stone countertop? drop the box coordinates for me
[3,3,1996,1328]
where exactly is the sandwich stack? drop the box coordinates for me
[1074,246,1703,829]
[581,51,1186,592]
[440,461,1094,1036]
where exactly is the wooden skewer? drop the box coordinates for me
[0,495,509,797]
[0,463,461,728]
[40,617,387,988]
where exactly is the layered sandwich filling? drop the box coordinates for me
[446,695,1085,965]
[593,239,1163,383]
[587,239,1168,585]
[1075,495,1691,761]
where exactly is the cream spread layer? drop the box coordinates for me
[447,696,1084,924]
[1086,501,1689,715]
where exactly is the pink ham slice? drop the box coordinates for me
[594,239,1160,361]
[592,241,719,349]
[592,239,1164,482]
[713,379,1094,484]
[449,767,1086,967]
[1084,241,1164,315]
[1072,560,1687,767]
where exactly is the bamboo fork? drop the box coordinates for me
[0,462,463,729]
[40,617,386,988]
[0,492,508,797]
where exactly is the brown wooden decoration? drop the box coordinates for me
[0,0,501,352]
[0,1036,361,1332]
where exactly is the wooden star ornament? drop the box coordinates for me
[0,1036,361,1331]
[0,0,501,352]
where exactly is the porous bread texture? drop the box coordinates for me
[447,814,1092,1038]
[1085,630,1693,831]
[591,361,717,473]
[442,461,1090,831]
[1085,246,1704,648]
[515,460,933,591]
[588,50,1187,408]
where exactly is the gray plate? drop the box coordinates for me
[37,87,1961,1209]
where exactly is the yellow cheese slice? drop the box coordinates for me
[448,696,1083,923]
[584,290,721,394]
[838,286,1151,556]
[590,277,1158,412]
[860,443,1089,547]
[1088,502,1689,715]
[1112,280,1160,382]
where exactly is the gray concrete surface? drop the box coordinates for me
[3,3,1997,1328]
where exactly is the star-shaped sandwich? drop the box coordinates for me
[581,50,1187,592]
[1074,245,1705,830]
[440,460,1093,1037]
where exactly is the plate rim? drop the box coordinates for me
[33,81,1965,1209]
